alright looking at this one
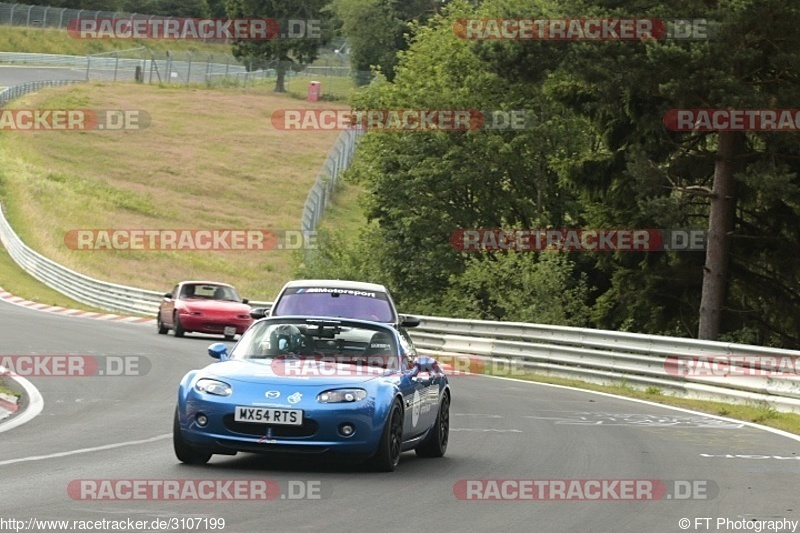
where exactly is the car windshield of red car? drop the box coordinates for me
[181,284,240,302]
[273,288,394,323]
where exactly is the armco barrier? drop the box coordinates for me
[0,79,85,107]
[412,317,800,412]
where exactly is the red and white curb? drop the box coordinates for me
[0,364,43,433]
[0,391,19,421]
[0,287,156,325]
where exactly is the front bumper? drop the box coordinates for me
[177,398,384,456]
[179,315,252,335]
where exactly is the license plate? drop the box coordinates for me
[234,406,303,426]
[224,326,236,337]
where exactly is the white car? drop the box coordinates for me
[253,279,420,329]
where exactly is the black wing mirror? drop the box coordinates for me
[400,314,420,328]
[249,307,268,320]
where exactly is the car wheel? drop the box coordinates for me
[415,390,450,458]
[368,399,403,472]
[157,313,168,335]
[173,312,185,338]
[173,408,211,465]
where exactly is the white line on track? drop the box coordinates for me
[0,433,170,466]
[481,374,800,443]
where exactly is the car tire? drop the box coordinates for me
[157,313,168,335]
[173,409,211,465]
[173,312,185,338]
[415,390,450,458]
[368,399,403,472]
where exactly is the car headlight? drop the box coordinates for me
[195,378,232,397]
[317,389,367,403]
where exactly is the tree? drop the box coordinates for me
[482,0,800,344]
[205,0,228,17]
[226,0,331,92]
[329,0,448,84]
[336,1,590,312]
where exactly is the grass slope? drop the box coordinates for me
[0,81,348,301]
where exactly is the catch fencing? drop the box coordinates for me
[0,2,137,28]
[301,127,364,235]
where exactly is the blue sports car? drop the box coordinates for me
[173,316,450,471]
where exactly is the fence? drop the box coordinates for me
[0,2,168,29]
[0,50,358,97]
[0,1,364,97]
[301,127,365,235]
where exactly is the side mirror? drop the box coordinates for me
[242,298,250,305]
[249,307,268,320]
[208,342,228,361]
[400,314,420,328]
[163,292,173,299]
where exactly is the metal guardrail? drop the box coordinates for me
[0,79,85,106]
[412,316,800,412]
[301,127,364,235]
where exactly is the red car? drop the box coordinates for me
[157,281,253,340]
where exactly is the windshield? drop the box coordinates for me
[180,283,241,302]
[231,318,399,367]
[272,287,395,323]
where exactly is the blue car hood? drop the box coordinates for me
[201,359,396,386]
